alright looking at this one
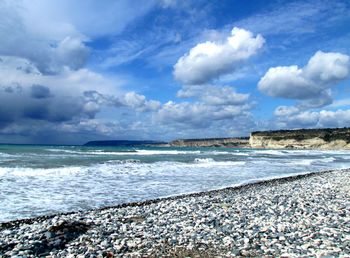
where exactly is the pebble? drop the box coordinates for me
[0,169,349,257]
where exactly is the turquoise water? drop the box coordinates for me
[1,144,350,222]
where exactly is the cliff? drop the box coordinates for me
[169,137,250,147]
[250,128,350,149]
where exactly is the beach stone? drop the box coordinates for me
[1,169,349,257]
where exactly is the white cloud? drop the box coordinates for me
[274,108,350,129]
[123,92,161,112]
[177,85,249,106]
[234,0,350,36]
[55,37,90,71]
[280,111,320,127]
[318,110,350,127]
[154,100,252,128]
[304,51,350,84]
[173,27,265,85]
[258,51,350,106]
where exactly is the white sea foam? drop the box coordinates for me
[134,150,201,155]
[0,152,15,158]
[0,158,251,179]
[46,149,201,156]
[0,166,83,177]
[191,160,246,167]
[319,157,336,163]
[106,159,141,164]
[194,158,215,163]
[2,146,350,222]
[232,152,249,156]
[253,150,286,155]
[292,159,314,166]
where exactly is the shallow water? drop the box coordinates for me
[1,144,350,222]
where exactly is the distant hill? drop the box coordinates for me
[83,140,166,147]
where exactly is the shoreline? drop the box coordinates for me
[1,168,349,257]
[0,168,340,228]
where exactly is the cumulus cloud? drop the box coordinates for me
[173,27,265,85]
[0,1,90,75]
[274,107,350,129]
[123,92,161,112]
[154,101,252,128]
[54,37,90,71]
[318,110,350,127]
[280,111,320,128]
[177,85,249,106]
[258,51,350,107]
[0,55,162,142]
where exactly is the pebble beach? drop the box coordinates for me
[1,169,349,257]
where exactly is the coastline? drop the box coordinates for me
[0,168,340,227]
[1,168,349,257]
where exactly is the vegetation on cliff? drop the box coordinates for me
[251,128,350,143]
[170,137,249,147]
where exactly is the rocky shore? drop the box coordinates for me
[1,169,349,257]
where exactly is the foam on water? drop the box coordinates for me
[194,158,215,163]
[291,159,315,166]
[46,149,202,156]
[0,166,83,177]
[1,146,350,222]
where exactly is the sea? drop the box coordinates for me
[1,144,350,222]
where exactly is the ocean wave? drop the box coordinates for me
[106,159,141,164]
[191,160,246,167]
[194,158,215,163]
[0,153,15,158]
[319,157,336,163]
[0,159,250,178]
[134,150,201,155]
[45,149,201,156]
[291,159,314,166]
[0,166,83,177]
[254,150,288,155]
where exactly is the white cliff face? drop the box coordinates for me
[169,129,350,149]
[249,135,350,149]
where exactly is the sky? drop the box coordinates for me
[0,0,349,144]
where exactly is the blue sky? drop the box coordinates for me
[0,0,349,144]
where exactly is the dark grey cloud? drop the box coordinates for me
[2,84,22,94]
[0,54,165,143]
[30,85,52,99]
